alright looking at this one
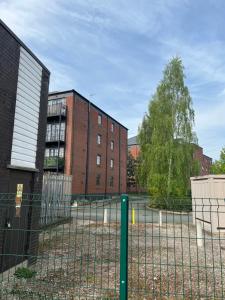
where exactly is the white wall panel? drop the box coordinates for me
[19,64,41,84]
[15,106,39,125]
[11,46,42,169]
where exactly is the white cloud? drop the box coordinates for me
[1,0,224,160]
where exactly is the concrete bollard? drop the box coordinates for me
[104,208,108,224]
[159,210,162,226]
[196,220,203,248]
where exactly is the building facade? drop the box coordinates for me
[128,136,140,159]
[0,20,50,272]
[193,144,212,176]
[127,136,212,192]
[44,90,127,194]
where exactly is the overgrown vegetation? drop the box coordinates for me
[138,57,199,208]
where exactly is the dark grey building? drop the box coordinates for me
[0,20,50,272]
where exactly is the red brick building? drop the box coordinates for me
[128,136,140,159]
[44,90,127,194]
[127,136,212,192]
[193,144,212,176]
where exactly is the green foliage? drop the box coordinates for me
[211,147,225,174]
[14,267,37,279]
[138,57,198,203]
[127,151,140,189]
[127,151,136,179]
[149,197,192,211]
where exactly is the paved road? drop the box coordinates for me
[71,199,193,224]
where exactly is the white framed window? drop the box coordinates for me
[97,154,101,166]
[110,159,114,169]
[110,141,114,150]
[111,123,114,132]
[97,134,101,145]
[98,114,102,125]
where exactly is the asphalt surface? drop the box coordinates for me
[71,199,193,224]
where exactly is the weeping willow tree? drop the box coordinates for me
[138,57,199,205]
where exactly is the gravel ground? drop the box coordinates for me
[1,219,225,299]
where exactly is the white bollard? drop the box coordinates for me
[159,210,162,226]
[72,201,78,208]
[104,208,108,224]
[196,220,203,248]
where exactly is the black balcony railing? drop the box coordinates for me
[46,130,65,142]
[44,156,64,169]
[47,103,66,117]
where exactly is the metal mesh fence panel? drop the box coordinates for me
[0,194,225,299]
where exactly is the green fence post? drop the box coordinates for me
[120,194,129,300]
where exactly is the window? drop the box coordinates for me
[45,149,49,157]
[111,123,114,132]
[98,114,102,125]
[110,159,114,169]
[96,174,101,186]
[110,141,114,150]
[48,98,66,105]
[45,147,64,158]
[97,154,101,166]
[109,176,114,187]
[46,122,65,141]
[97,134,101,145]
[59,147,64,157]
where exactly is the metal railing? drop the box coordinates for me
[47,103,66,117]
[44,156,65,169]
[0,195,225,299]
[46,129,65,142]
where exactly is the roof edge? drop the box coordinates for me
[49,89,128,130]
[0,19,50,74]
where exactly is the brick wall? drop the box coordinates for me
[193,145,212,176]
[53,91,128,195]
[72,94,89,194]
[0,21,49,271]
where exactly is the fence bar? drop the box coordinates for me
[120,194,129,300]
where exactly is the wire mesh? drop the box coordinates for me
[0,194,225,299]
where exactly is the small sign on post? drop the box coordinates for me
[15,184,23,217]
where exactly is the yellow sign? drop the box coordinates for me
[16,184,23,198]
[15,184,23,217]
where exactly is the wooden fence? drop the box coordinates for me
[40,173,72,226]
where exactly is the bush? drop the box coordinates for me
[149,197,192,212]
[14,267,36,279]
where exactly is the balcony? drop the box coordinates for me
[44,156,64,170]
[47,103,66,119]
[46,130,65,143]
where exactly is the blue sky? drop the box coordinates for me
[1,0,225,160]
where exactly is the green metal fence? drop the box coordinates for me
[1,194,225,299]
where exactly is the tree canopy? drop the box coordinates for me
[138,57,199,201]
[211,147,225,174]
